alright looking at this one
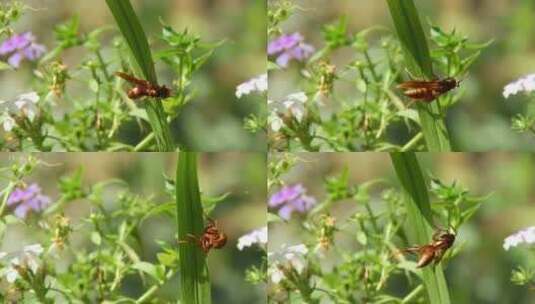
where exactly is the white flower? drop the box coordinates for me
[236,74,267,98]
[268,111,283,132]
[1,112,16,132]
[281,92,307,122]
[268,267,285,284]
[503,74,535,98]
[268,92,308,133]
[503,226,535,250]
[0,91,40,128]
[14,92,39,121]
[237,226,267,250]
[23,244,44,256]
[4,258,20,283]
[0,243,44,283]
[268,243,308,283]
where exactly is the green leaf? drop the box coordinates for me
[104,0,155,82]
[390,153,434,225]
[90,231,102,246]
[157,251,178,267]
[176,152,211,304]
[202,192,231,215]
[386,0,451,151]
[390,152,451,304]
[132,261,164,282]
[386,0,433,78]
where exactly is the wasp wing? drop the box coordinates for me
[115,72,151,86]
[397,80,444,90]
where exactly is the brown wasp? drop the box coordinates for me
[402,229,456,268]
[179,218,228,254]
[115,72,171,100]
[397,77,460,102]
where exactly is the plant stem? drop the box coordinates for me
[402,284,425,303]
[401,132,424,151]
[136,270,175,303]
[134,132,155,151]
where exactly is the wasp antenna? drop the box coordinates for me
[404,68,418,80]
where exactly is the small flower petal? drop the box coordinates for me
[7,183,52,219]
[5,265,19,283]
[269,113,283,132]
[236,74,267,98]
[23,244,44,256]
[503,74,535,98]
[7,52,23,68]
[268,243,309,283]
[503,226,535,250]
[1,113,16,132]
[237,226,267,250]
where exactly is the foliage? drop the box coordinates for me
[267,0,490,151]
[0,2,220,151]
[0,155,264,303]
[267,154,486,303]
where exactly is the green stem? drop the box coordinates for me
[363,50,379,82]
[401,132,424,151]
[145,103,174,151]
[95,49,114,99]
[136,270,175,303]
[402,284,425,303]
[134,132,155,151]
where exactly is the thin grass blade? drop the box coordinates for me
[176,152,211,304]
[105,0,156,82]
[385,0,433,78]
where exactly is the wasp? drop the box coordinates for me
[402,229,456,268]
[115,72,171,100]
[397,77,459,102]
[180,218,227,254]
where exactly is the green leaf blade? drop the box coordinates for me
[390,152,451,304]
[386,0,433,78]
[176,152,211,304]
[105,0,156,82]
[105,0,174,151]
[386,0,451,151]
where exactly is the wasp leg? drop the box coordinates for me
[177,234,200,245]
[432,248,446,266]
[432,228,448,241]
[204,216,217,226]
[402,246,423,255]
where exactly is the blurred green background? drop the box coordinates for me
[0,0,266,151]
[269,153,535,304]
[0,152,266,303]
[269,0,535,151]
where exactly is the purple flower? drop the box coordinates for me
[0,32,46,68]
[268,32,314,68]
[269,184,316,220]
[7,183,52,219]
